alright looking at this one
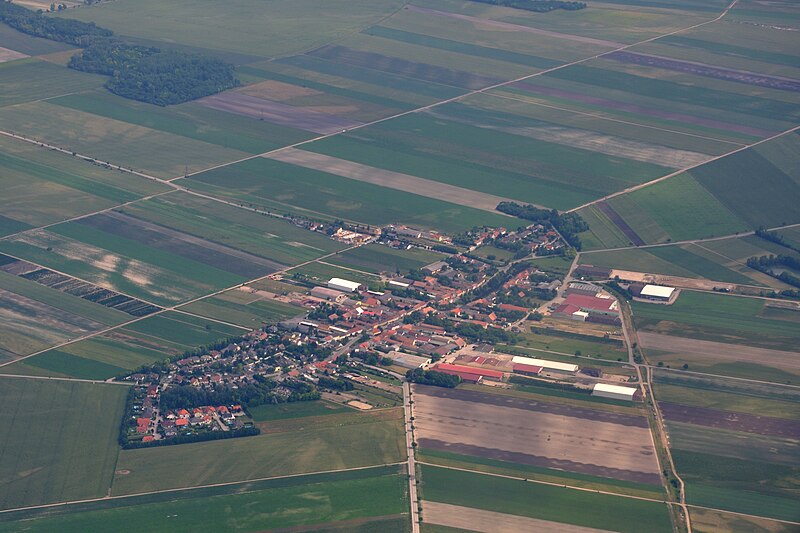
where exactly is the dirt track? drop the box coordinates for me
[266,148,519,212]
[638,332,800,371]
[422,501,615,533]
[413,386,660,484]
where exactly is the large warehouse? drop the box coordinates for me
[640,285,676,301]
[511,355,578,373]
[327,277,361,293]
[592,383,638,401]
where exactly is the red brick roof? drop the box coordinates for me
[435,363,503,379]
[513,363,543,375]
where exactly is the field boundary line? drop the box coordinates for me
[0,373,132,385]
[0,462,407,516]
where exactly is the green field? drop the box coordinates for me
[654,383,800,421]
[0,59,105,108]
[5,312,244,379]
[513,329,628,361]
[111,410,405,494]
[328,244,444,274]
[419,466,673,533]
[690,507,797,533]
[0,466,409,533]
[178,290,304,328]
[418,448,662,500]
[633,291,800,351]
[0,377,127,510]
[249,400,350,422]
[182,158,519,233]
[288,261,382,287]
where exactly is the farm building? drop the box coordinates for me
[512,362,543,376]
[553,292,620,325]
[592,383,639,401]
[422,261,449,274]
[310,286,346,301]
[327,277,361,293]
[512,355,578,374]
[434,363,504,381]
[388,351,431,369]
[640,285,676,301]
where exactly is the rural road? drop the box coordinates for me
[403,381,421,533]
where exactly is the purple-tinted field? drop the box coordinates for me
[197,92,363,135]
[660,402,800,439]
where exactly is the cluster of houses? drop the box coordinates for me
[495,223,565,255]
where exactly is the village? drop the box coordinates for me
[119,219,678,447]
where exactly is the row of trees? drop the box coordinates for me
[0,2,238,105]
[469,0,586,12]
[496,202,588,250]
[746,254,800,288]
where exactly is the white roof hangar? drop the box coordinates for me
[592,383,638,401]
[640,285,675,299]
[511,355,578,373]
[327,277,361,293]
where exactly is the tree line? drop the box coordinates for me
[405,368,461,388]
[0,1,238,105]
[496,202,588,250]
[469,0,587,12]
[746,254,800,289]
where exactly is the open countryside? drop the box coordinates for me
[0,0,798,532]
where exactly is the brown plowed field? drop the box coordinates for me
[413,386,660,484]
[660,402,800,439]
[595,201,646,246]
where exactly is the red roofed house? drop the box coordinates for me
[142,435,155,443]
[512,363,543,377]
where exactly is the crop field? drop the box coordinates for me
[288,261,381,288]
[111,409,405,495]
[0,224,251,306]
[0,269,128,363]
[0,24,75,56]
[305,109,674,210]
[0,59,105,108]
[581,243,768,286]
[177,288,304,328]
[690,508,796,533]
[512,329,628,361]
[327,244,444,275]
[419,466,673,533]
[412,386,659,485]
[5,312,244,380]
[0,466,409,533]
[633,291,800,353]
[249,399,350,422]
[0,102,250,179]
[50,90,313,155]
[0,136,168,232]
[0,377,126,511]
[181,158,518,233]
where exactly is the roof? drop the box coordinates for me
[593,383,637,397]
[512,363,543,374]
[328,278,361,291]
[512,355,578,373]
[563,293,618,313]
[641,285,675,299]
[435,363,504,379]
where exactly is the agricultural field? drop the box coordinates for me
[3,312,245,380]
[111,409,405,495]
[412,386,660,486]
[419,465,673,533]
[511,328,628,362]
[0,58,105,108]
[0,377,127,510]
[327,244,444,275]
[0,466,410,533]
[181,158,520,233]
[177,288,304,329]
[577,133,800,248]
[248,399,350,422]
[653,373,800,521]
[287,261,382,288]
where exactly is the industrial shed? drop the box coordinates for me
[592,383,638,401]
[328,277,361,293]
[512,355,578,373]
[640,285,675,301]
[434,363,504,381]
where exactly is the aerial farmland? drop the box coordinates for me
[0,0,798,531]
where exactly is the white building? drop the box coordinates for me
[511,355,578,373]
[592,383,638,401]
[640,285,675,300]
[327,277,361,293]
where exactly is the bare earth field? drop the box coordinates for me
[660,402,800,439]
[638,332,800,372]
[611,270,736,291]
[266,148,518,212]
[413,386,660,484]
[422,501,615,533]
[0,46,27,63]
[196,92,362,134]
